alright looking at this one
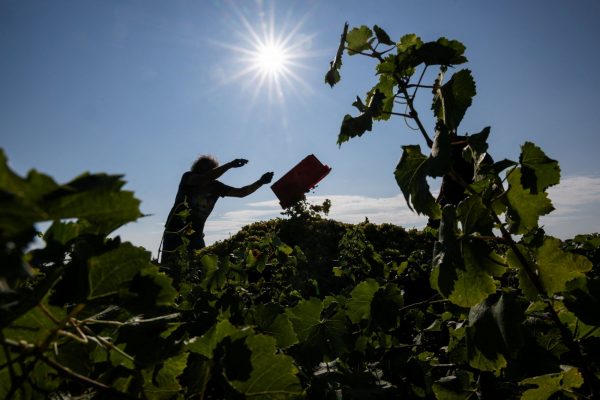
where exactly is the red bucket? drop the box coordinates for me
[271,154,332,208]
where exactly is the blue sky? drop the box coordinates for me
[1,0,599,255]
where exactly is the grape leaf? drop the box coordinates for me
[2,296,66,344]
[286,298,322,342]
[187,319,239,358]
[467,294,523,372]
[416,38,467,66]
[534,237,592,296]
[432,207,499,307]
[346,25,373,55]
[373,25,393,45]
[506,168,554,234]
[397,33,423,52]
[366,74,395,121]
[456,195,494,236]
[143,352,188,400]
[432,69,476,131]
[88,243,152,299]
[394,145,440,218]
[253,304,299,349]
[229,334,303,399]
[346,279,379,324]
[325,23,348,87]
[520,366,584,400]
[519,141,560,193]
[200,254,227,292]
[337,112,373,145]
[41,173,142,234]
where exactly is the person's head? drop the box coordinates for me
[191,155,219,173]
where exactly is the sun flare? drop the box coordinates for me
[214,2,316,109]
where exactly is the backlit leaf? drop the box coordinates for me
[520,366,584,400]
[346,25,373,55]
[506,168,554,234]
[519,141,560,193]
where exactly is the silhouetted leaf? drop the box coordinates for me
[373,25,393,45]
[325,23,348,87]
[394,145,440,218]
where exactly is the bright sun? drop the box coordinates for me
[255,42,288,75]
[215,2,315,107]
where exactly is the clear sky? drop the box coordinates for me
[2,0,599,255]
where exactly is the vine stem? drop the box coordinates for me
[5,303,86,399]
[369,50,434,148]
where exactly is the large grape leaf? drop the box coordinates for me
[506,168,554,234]
[229,334,304,399]
[519,366,583,400]
[432,69,476,131]
[346,279,379,324]
[394,145,440,218]
[519,141,560,193]
[88,243,153,299]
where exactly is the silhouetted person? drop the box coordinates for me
[160,155,273,277]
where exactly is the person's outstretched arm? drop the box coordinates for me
[186,159,248,185]
[225,172,274,198]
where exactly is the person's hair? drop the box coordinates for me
[191,155,219,173]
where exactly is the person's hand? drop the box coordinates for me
[230,159,248,168]
[259,172,274,185]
